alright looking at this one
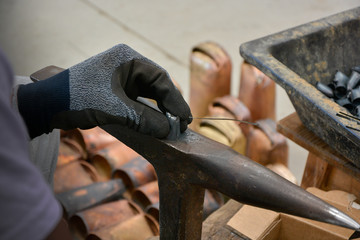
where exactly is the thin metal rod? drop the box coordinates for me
[338,111,360,122]
[346,125,360,132]
[189,116,259,126]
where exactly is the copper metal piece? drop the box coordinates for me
[54,160,98,194]
[80,127,118,153]
[87,214,159,240]
[56,179,126,217]
[102,124,360,239]
[238,62,276,121]
[113,156,157,191]
[91,141,139,181]
[60,128,87,159]
[57,139,83,167]
[209,95,253,137]
[145,203,160,222]
[189,42,231,130]
[197,116,246,154]
[69,199,142,238]
[132,180,159,210]
[246,119,289,166]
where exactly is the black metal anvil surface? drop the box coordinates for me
[102,125,360,240]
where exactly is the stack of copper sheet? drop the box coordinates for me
[55,127,223,240]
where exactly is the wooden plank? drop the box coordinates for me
[277,112,360,181]
[301,153,329,189]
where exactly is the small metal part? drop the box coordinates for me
[352,66,360,73]
[56,179,126,217]
[316,82,334,98]
[346,125,360,132]
[335,83,348,99]
[336,98,354,112]
[339,111,360,122]
[166,112,181,140]
[189,116,259,127]
[328,82,336,91]
[354,105,360,118]
[334,71,350,99]
[336,112,353,122]
[337,112,360,133]
[351,87,360,105]
[348,71,360,91]
[334,70,349,84]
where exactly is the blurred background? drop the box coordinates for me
[0,0,359,182]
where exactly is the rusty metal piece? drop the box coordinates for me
[102,124,360,239]
[209,95,253,137]
[54,160,99,194]
[348,71,360,91]
[60,129,87,158]
[80,127,118,153]
[113,156,157,191]
[316,82,334,98]
[57,139,83,167]
[238,62,276,121]
[69,199,142,238]
[132,180,159,210]
[133,183,223,221]
[189,42,231,130]
[146,203,160,222]
[87,214,159,240]
[91,142,139,181]
[56,179,125,217]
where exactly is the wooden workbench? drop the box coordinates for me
[277,112,360,198]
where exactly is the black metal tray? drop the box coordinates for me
[240,7,360,166]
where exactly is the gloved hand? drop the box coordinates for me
[18,44,192,139]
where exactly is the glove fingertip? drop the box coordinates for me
[139,109,170,139]
[180,120,188,133]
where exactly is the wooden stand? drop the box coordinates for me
[277,113,360,199]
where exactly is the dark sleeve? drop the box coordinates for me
[0,50,62,240]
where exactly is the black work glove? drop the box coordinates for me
[18,44,192,139]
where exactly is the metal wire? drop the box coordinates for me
[190,116,259,126]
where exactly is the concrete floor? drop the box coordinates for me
[1,0,359,182]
